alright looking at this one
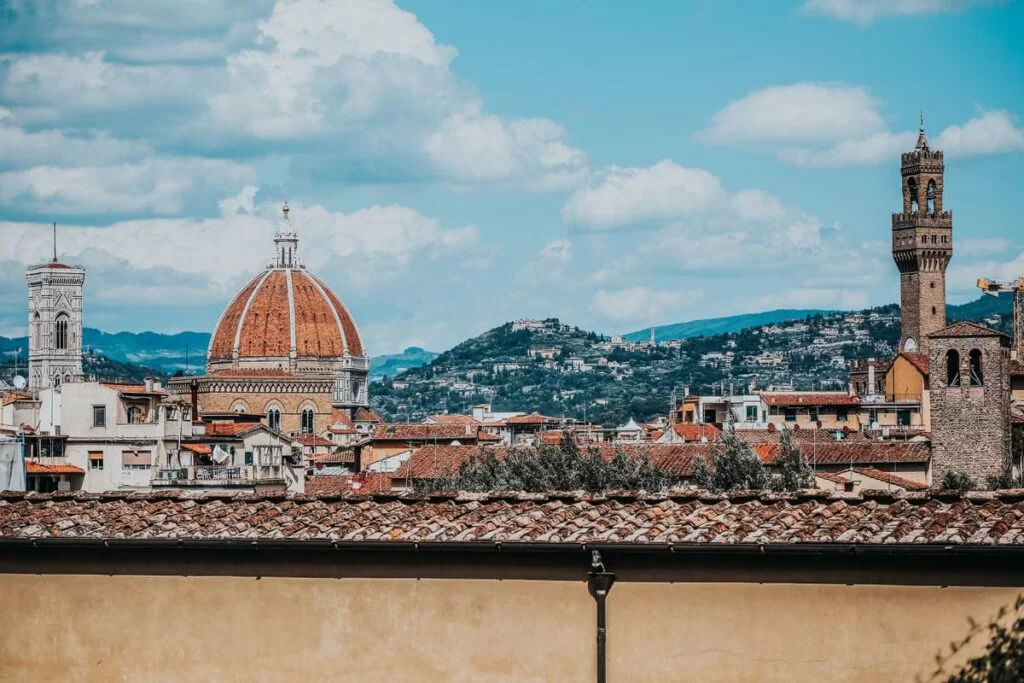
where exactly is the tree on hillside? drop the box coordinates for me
[415,434,670,493]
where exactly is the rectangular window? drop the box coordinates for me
[122,450,152,470]
[784,408,797,422]
[869,409,879,425]
[836,407,849,422]
[703,409,717,424]
[809,407,820,422]
[897,409,911,427]
[88,451,104,471]
[245,451,254,466]
[745,405,757,422]
[92,405,106,428]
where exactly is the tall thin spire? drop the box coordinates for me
[915,111,929,151]
[52,221,57,263]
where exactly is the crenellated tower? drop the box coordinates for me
[891,115,952,356]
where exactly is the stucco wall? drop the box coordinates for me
[0,574,1018,682]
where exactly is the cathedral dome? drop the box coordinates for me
[206,204,365,374]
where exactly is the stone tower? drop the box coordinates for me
[928,322,1011,486]
[892,116,952,356]
[26,237,86,391]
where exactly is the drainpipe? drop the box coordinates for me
[189,378,199,424]
[587,550,616,683]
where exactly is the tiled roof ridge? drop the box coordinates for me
[4,487,1024,505]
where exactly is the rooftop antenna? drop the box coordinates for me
[52,221,57,263]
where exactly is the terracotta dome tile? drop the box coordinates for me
[209,273,265,361]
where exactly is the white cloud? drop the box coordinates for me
[562,160,725,229]
[0,190,478,296]
[768,110,1022,167]
[0,0,585,192]
[948,250,1024,295]
[802,0,1005,24]
[696,83,884,145]
[934,110,1024,156]
[0,109,150,169]
[592,287,693,322]
[540,239,573,264]
[0,158,253,215]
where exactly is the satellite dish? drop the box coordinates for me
[13,375,27,390]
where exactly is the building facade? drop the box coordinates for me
[928,322,1012,485]
[25,256,85,391]
[891,118,953,356]
[169,204,369,436]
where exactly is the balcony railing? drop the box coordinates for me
[196,466,244,481]
[152,465,283,486]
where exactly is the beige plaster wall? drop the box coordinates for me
[0,574,1018,682]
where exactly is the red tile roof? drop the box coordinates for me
[101,383,164,395]
[900,352,930,376]
[330,410,355,429]
[204,423,259,437]
[505,413,556,425]
[354,407,382,423]
[669,423,723,441]
[814,471,849,485]
[310,451,356,464]
[852,467,929,491]
[4,489,1024,545]
[929,321,1009,340]
[1,392,32,406]
[25,462,85,475]
[372,424,477,442]
[304,472,391,495]
[294,434,334,448]
[180,443,212,455]
[477,431,502,442]
[760,392,859,407]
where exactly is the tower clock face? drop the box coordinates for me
[903,337,918,353]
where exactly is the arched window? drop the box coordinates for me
[907,177,919,212]
[301,407,315,434]
[267,407,281,432]
[927,180,936,213]
[55,314,68,350]
[946,350,960,387]
[969,349,983,387]
[126,406,142,424]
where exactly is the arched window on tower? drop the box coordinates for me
[301,407,315,434]
[946,350,960,387]
[907,177,919,212]
[927,180,936,214]
[55,314,68,350]
[969,349,983,387]
[267,407,281,432]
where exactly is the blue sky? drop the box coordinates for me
[1,0,1022,354]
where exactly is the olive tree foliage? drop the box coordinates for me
[917,595,1024,683]
[693,429,770,492]
[415,433,670,493]
[771,427,815,491]
[941,471,978,492]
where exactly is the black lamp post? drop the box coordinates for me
[587,550,616,683]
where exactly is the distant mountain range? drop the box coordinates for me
[625,294,1015,343]
[0,328,437,380]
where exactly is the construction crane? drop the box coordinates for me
[976,277,1024,360]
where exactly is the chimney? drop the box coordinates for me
[144,377,153,393]
[153,378,162,392]
[189,378,200,424]
[866,361,876,397]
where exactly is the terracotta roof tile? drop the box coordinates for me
[180,443,212,455]
[204,423,259,437]
[354,408,382,423]
[505,413,556,425]
[900,352,930,376]
[294,434,334,447]
[1,392,32,406]
[670,423,723,441]
[101,383,164,395]
[4,489,1024,546]
[372,424,477,442]
[26,462,85,475]
[852,468,929,491]
[426,415,481,425]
